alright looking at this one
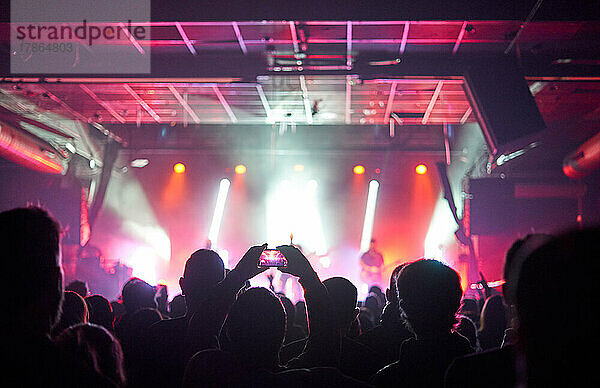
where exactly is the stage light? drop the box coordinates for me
[266,179,327,259]
[234,164,247,175]
[353,165,365,175]
[174,163,185,174]
[129,246,159,284]
[375,168,381,174]
[208,178,231,249]
[360,180,380,252]
[293,164,305,172]
[131,158,149,168]
[416,164,427,175]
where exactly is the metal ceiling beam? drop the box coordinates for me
[289,21,300,53]
[79,84,126,124]
[212,85,237,123]
[452,21,468,55]
[422,80,444,124]
[345,75,352,124]
[346,21,353,68]
[299,75,313,124]
[460,106,472,124]
[118,22,145,55]
[400,21,410,54]
[383,82,397,124]
[255,84,273,123]
[123,84,161,122]
[168,84,200,123]
[175,22,197,55]
[232,22,248,55]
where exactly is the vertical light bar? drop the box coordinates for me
[360,180,380,253]
[208,178,231,248]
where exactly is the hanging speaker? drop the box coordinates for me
[463,58,546,157]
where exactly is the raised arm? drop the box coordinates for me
[277,245,339,368]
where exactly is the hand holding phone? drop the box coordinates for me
[257,249,288,268]
[276,245,314,279]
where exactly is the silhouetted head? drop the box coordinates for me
[323,277,359,331]
[85,294,115,332]
[458,298,480,324]
[503,233,552,306]
[479,294,508,335]
[516,227,600,384]
[226,287,286,368]
[55,323,125,387]
[52,290,89,337]
[397,259,462,336]
[121,278,157,315]
[168,294,187,318]
[66,280,89,298]
[179,249,225,309]
[386,263,406,307]
[1,206,63,335]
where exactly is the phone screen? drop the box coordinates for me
[258,249,288,268]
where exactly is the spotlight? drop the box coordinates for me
[353,165,365,175]
[234,164,247,175]
[360,180,380,252]
[131,158,149,168]
[415,164,427,175]
[293,164,305,172]
[208,179,231,249]
[174,163,186,174]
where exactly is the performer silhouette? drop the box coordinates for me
[360,238,384,287]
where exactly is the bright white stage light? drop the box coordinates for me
[129,246,160,285]
[424,197,458,261]
[208,178,231,249]
[266,178,327,256]
[360,180,380,253]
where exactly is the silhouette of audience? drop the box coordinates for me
[445,233,552,388]
[372,259,472,387]
[55,323,126,387]
[168,294,187,318]
[358,263,414,366]
[86,294,116,333]
[66,280,89,298]
[515,227,600,386]
[52,290,90,337]
[279,295,307,344]
[478,294,508,350]
[5,204,598,387]
[2,206,115,387]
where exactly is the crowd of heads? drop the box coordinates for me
[4,205,599,387]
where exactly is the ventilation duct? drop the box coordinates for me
[0,121,66,174]
[563,131,600,179]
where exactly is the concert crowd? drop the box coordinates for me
[3,205,598,387]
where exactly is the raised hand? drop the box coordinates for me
[232,243,268,281]
[276,245,314,279]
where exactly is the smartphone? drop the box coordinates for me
[258,249,288,268]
